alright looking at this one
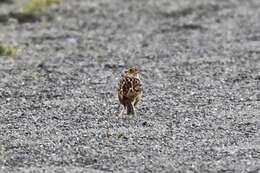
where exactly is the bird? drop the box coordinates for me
[117,67,142,118]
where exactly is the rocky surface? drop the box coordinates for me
[0,0,259,172]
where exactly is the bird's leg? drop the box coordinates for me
[131,103,136,119]
[118,107,125,118]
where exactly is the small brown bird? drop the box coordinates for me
[118,67,142,118]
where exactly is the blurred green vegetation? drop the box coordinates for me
[0,44,18,56]
[115,133,123,138]
[19,0,61,13]
[0,149,8,159]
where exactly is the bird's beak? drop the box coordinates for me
[121,71,126,77]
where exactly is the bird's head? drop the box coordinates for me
[122,67,139,78]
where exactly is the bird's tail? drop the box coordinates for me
[126,104,134,115]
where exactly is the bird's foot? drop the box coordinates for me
[118,108,125,118]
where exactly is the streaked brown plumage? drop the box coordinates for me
[118,67,142,118]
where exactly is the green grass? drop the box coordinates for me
[0,45,18,56]
[115,133,123,138]
[43,19,51,29]
[19,0,61,13]
[0,150,8,159]
[98,56,106,63]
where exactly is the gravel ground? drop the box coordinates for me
[0,0,260,172]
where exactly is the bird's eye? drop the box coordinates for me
[129,67,136,73]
